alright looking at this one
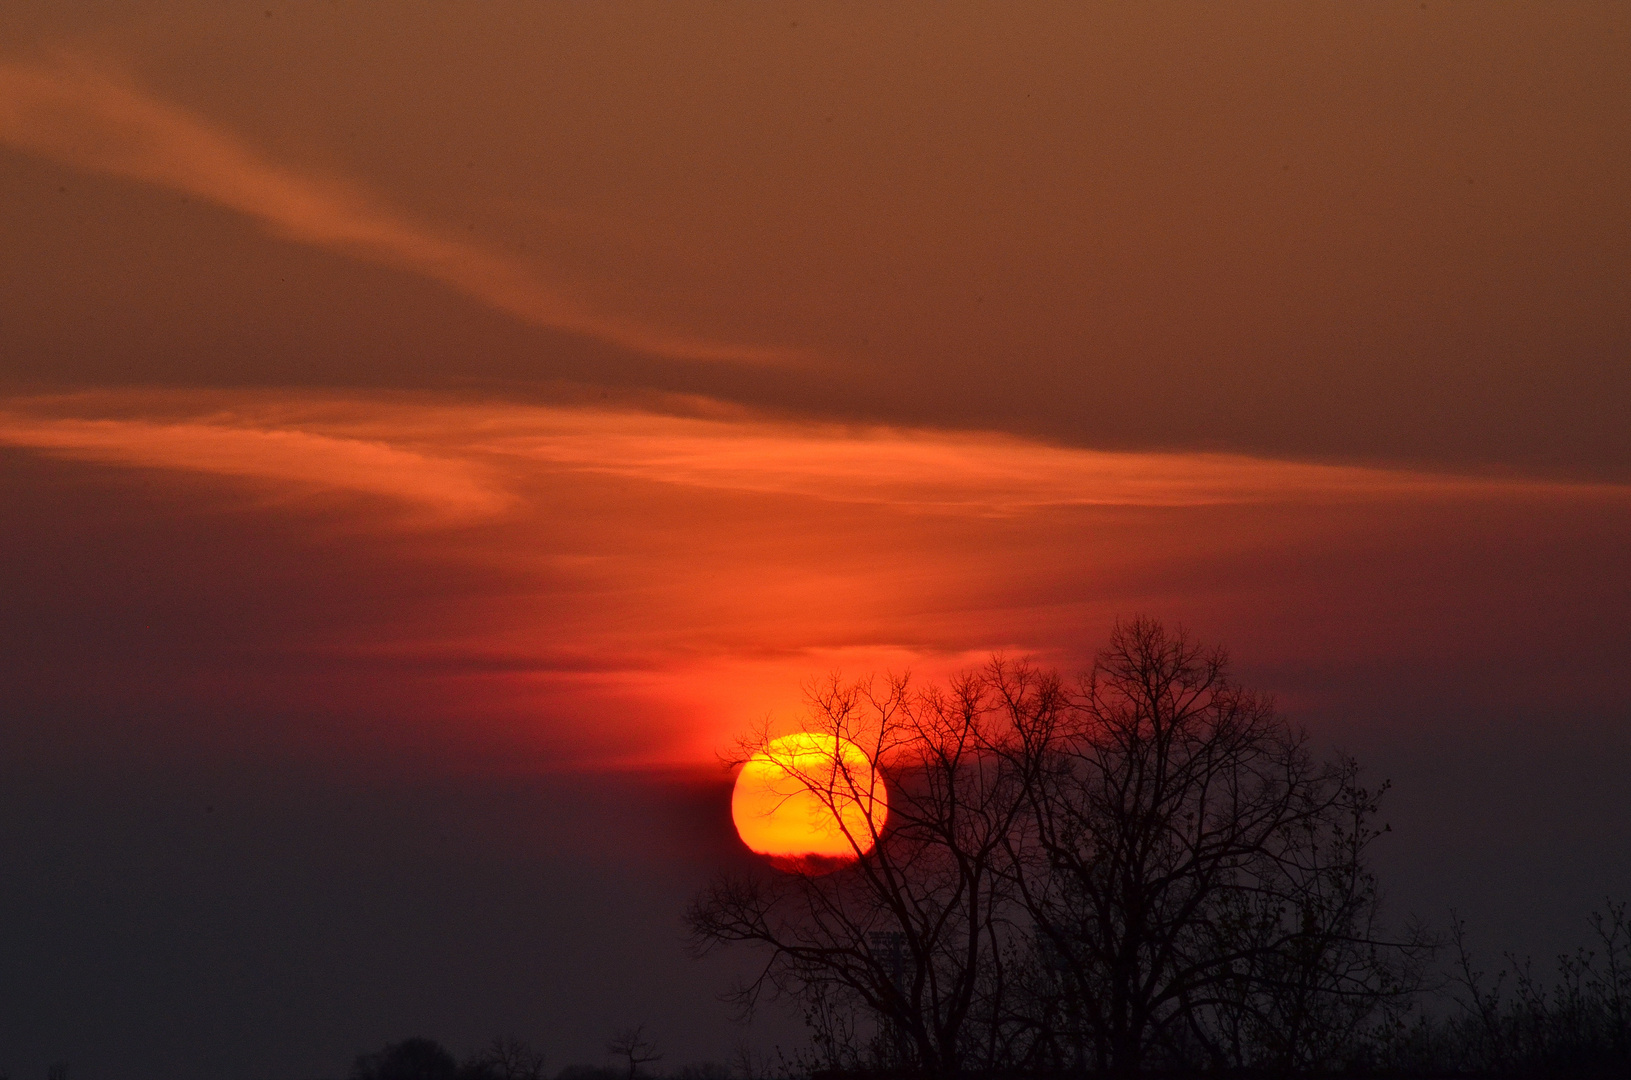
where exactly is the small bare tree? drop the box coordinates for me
[607,1024,662,1080]
[1436,902,1631,1075]
[465,1037,547,1080]
[687,671,1056,1079]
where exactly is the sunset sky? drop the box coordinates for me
[2,5,1629,1079]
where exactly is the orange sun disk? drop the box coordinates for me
[730,732,888,873]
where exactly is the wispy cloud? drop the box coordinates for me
[0,406,510,521]
[476,410,1611,510]
[0,57,800,365]
[0,391,1617,524]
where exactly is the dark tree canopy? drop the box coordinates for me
[1013,619,1412,1074]
[688,619,1427,1079]
[463,1037,549,1080]
[351,1039,460,1080]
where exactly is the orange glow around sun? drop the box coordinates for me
[730,733,888,872]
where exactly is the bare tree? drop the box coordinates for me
[1431,901,1631,1076]
[607,1025,663,1080]
[689,620,1419,1078]
[1008,618,1421,1075]
[687,671,1055,1079]
[464,1037,547,1080]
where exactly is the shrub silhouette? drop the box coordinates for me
[351,1039,459,1080]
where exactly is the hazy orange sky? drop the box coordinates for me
[1,5,1628,1079]
[3,387,1626,773]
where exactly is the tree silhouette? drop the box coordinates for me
[1422,902,1631,1077]
[688,669,1056,1079]
[463,1037,547,1080]
[1007,619,1424,1075]
[351,1039,459,1080]
[688,619,1421,1079]
[606,1024,663,1080]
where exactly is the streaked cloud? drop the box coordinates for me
[0,404,510,521]
[0,57,800,365]
[476,410,1610,510]
[2,391,1613,526]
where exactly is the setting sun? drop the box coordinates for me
[730,733,888,872]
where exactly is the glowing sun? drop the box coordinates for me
[730,732,888,872]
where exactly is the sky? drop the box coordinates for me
[1,4,1629,1079]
